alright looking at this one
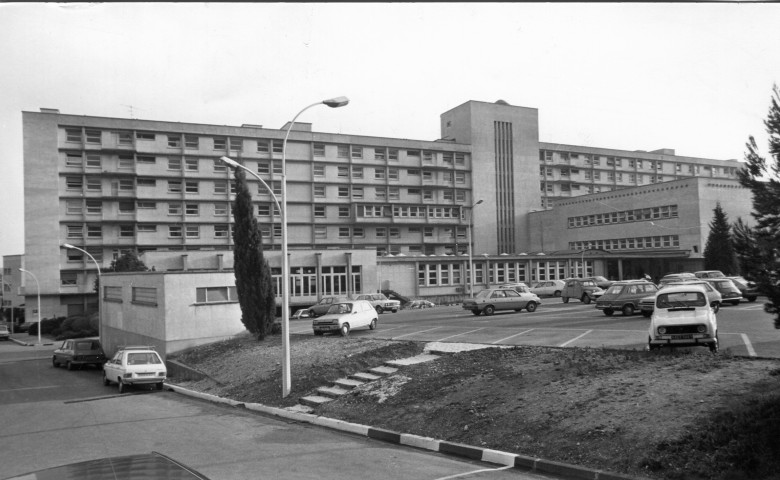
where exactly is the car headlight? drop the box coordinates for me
[697,325,706,333]
[658,327,667,335]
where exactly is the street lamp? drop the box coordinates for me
[222,95,349,398]
[467,199,483,297]
[62,244,102,342]
[2,280,13,334]
[19,268,41,346]
[580,243,593,277]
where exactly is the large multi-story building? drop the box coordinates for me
[21,100,752,320]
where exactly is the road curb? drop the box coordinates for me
[166,383,649,480]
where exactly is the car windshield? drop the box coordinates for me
[127,352,161,365]
[604,285,624,295]
[581,280,597,287]
[75,341,100,350]
[656,291,706,309]
[327,303,353,314]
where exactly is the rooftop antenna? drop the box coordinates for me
[121,104,146,119]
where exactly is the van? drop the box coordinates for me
[561,278,604,304]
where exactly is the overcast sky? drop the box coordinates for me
[1,3,779,260]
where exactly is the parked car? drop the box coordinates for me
[462,287,541,316]
[561,278,604,304]
[704,278,742,306]
[595,280,659,316]
[694,270,726,279]
[728,276,759,302]
[659,273,696,287]
[530,280,566,297]
[307,296,351,318]
[52,338,106,370]
[648,285,718,353]
[498,283,531,293]
[291,309,312,320]
[311,300,378,337]
[404,299,436,309]
[103,346,167,393]
[353,293,401,314]
[586,276,615,289]
[640,280,723,317]
[0,325,9,341]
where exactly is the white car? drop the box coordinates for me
[648,285,718,353]
[530,280,566,297]
[312,300,378,337]
[353,293,401,314]
[103,346,167,393]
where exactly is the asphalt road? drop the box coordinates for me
[0,347,559,480]
[290,297,780,358]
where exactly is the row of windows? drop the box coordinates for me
[415,260,597,287]
[64,176,469,201]
[542,167,672,183]
[540,150,737,176]
[569,235,680,251]
[63,128,466,164]
[568,205,678,228]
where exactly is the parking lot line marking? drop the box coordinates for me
[741,334,757,357]
[0,385,59,393]
[491,329,534,345]
[391,326,443,340]
[435,328,485,342]
[559,330,593,347]
[433,465,514,480]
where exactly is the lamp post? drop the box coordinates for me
[222,95,349,398]
[580,243,593,278]
[19,268,41,346]
[467,199,483,297]
[63,244,102,341]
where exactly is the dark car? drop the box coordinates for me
[595,280,659,316]
[52,338,106,370]
[728,276,759,302]
[307,296,351,317]
[705,278,743,305]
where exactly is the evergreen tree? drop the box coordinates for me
[736,85,780,328]
[231,167,276,340]
[108,250,149,272]
[732,218,764,277]
[703,203,737,275]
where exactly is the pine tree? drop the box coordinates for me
[736,85,780,328]
[703,203,737,275]
[231,167,276,340]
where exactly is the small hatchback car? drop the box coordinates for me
[561,278,604,304]
[353,293,401,314]
[595,280,659,316]
[52,338,106,370]
[705,278,742,306]
[312,300,378,337]
[103,346,167,393]
[462,287,541,316]
[648,285,718,353]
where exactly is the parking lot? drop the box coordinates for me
[290,299,780,358]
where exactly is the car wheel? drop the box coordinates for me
[553,291,561,297]
[483,305,495,316]
[562,297,569,303]
[471,309,481,316]
[308,310,317,318]
[582,295,592,305]
[369,318,377,330]
[747,296,757,302]
[52,357,59,368]
[340,323,350,337]
[648,337,660,351]
[709,333,719,353]
[712,302,720,314]
[622,304,634,316]
[313,330,323,336]
[66,361,73,371]
[102,371,110,386]
[375,305,383,314]
[642,311,652,318]
[156,382,163,391]
[603,308,614,316]
[392,309,398,313]
[118,379,126,394]
[526,302,537,313]
[730,300,740,306]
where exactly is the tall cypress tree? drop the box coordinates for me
[703,203,737,275]
[736,85,780,328]
[231,167,276,340]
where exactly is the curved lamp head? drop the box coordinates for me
[323,96,349,108]
[62,243,76,249]
[474,199,484,206]
[220,156,240,168]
